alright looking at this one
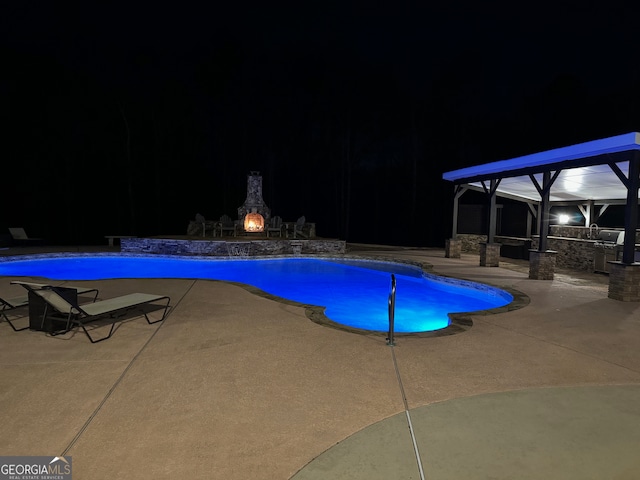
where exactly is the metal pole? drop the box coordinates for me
[387,274,396,346]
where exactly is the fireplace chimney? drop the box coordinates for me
[238,171,270,231]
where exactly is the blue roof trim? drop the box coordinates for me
[443,132,640,182]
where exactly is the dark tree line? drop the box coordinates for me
[4,43,640,246]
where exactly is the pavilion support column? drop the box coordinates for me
[605,152,640,301]
[538,171,552,252]
[479,242,501,267]
[526,203,538,237]
[585,200,595,227]
[476,178,502,267]
[446,185,467,258]
[445,238,461,258]
[487,179,498,244]
[528,170,560,280]
[608,262,640,301]
[621,151,639,264]
[528,249,557,280]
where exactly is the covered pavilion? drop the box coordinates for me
[442,132,640,301]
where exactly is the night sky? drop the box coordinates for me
[4,3,640,246]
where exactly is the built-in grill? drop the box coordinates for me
[593,229,624,273]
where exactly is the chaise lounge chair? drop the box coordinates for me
[2,282,99,331]
[1,294,31,331]
[10,282,170,343]
[8,228,44,246]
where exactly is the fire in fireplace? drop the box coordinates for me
[244,211,265,232]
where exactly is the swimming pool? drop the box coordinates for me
[0,254,513,333]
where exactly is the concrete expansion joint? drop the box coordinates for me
[389,345,425,480]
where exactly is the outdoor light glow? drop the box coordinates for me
[558,214,570,224]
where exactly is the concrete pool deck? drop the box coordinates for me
[1,243,639,479]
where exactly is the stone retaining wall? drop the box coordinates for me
[121,237,345,257]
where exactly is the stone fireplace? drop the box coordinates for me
[238,171,270,233]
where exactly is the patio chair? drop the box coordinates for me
[8,228,44,246]
[12,282,170,343]
[218,215,238,237]
[266,216,284,237]
[293,216,309,239]
[195,213,215,237]
[1,294,30,331]
[2,282,99,332]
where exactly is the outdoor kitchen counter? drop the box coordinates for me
[530,235,640,273]
[531,235,602,272]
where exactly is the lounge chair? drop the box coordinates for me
[1,294,30,331]
[2,282,99,332]
[8,228,44,246]
[12,282,170,343]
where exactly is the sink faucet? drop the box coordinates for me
[589,223,599,239]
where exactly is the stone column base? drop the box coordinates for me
[479,242,501,267]
[445,238,461,258]
[608,262,640,301]
[528,250,556,280]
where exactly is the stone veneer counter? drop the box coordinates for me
[530,235,599,272]
[121,236,346,257]
[456,233,601,272]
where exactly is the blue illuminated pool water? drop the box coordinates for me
[0,255,512,333]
